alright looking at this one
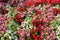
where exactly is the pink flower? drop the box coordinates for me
[26,31,30,37]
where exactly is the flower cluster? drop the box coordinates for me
[0,14,7,36]
[14,13,24,24]
[32,4,58,40]
[0,3,8,15]
[25,0,60,7]
[0,0,60,40]
[17,28,30,40]
[53,8,60,15]
[31,27,56,40]
[43,27,56,40]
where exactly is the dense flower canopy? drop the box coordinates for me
[0,0,60,40]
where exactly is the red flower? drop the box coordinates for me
[32,29,37,33]
[52,8,58,15]
[39,19,43,23]
[39,36,43,40]
[32,34,37,38]
[51,0,57,5]
[57,0,60,4]
[39,24,43,31]
[47,0,51,4]
[19,19,24,22]
[1,8,8,15]
[32,19,38,26]
[43,0,47,4]
[39,24,42,27]
[14,13,24,23]
[35,36,39,40]
[36,10,42,14]
[36,27,39,31]
[39,0,43,3]
[58,9,60,14]
[18,8,23,12]
[25,0,34,7]
[34,0,43,6]
[17,13,21,19]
